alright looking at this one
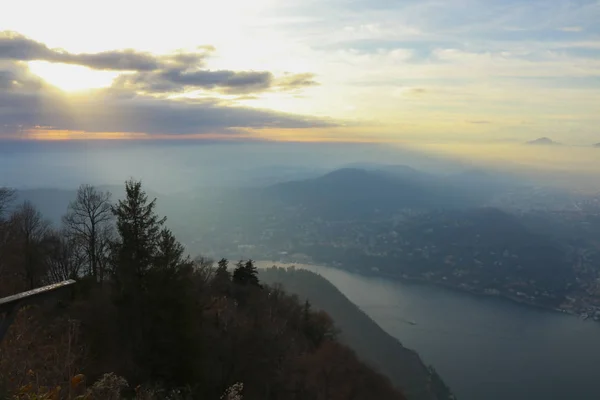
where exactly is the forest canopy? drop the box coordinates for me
[0,180,405,400]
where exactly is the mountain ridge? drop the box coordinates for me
[526,137,560,146]
[265,168,438,219]
[264,167,515,220]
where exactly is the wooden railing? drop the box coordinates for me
[0,280,76,343]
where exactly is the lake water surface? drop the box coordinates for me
[259,262,600,400]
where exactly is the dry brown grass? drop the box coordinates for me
[0,305,85,399]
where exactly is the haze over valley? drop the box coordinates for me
[2,0,600,398]
[1,140,599,398]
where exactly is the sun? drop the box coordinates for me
[28,61,120,92]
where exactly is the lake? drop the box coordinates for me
[257,262,600,400]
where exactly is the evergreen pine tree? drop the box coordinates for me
[244,259,260,287]
[232,260,246,285]
[232,259,260,287]
[110,180,197,385]
[111,179,166,296]
[155,228,189,272]
[212,258,231,295]
[303,299,311,325]
[215,258,230,280]
[215,258,231,284]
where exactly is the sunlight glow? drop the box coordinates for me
[24,129,146,140]
[28,61,119,92]
[0,0,597,144]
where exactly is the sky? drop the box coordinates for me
[1,0,600,145]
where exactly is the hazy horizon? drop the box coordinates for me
[2,0,600,192]
[0,139,598,194]
[2,0,600,146]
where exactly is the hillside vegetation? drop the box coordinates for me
[0,182,405,400]
[260,266,455,400]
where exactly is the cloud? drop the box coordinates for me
[559,26,583,32]
[112,69,274,95]
[0,31,56,61]
[0,31,319,95]
[0,58,335,137]
[274,72,319,90]
[60,50,164,71]
[0,31,330,137]
[0,31,171,71]
[111,68,318,95]
[467,120,492,124]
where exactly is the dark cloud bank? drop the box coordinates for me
[0,31,331,137]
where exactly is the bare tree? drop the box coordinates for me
[8,201,51,290]
[96,223,115,282]
[0,187,15,221]
[0,187,16,282]
[45,229,85,283]
[194,255,215,284]
[63,185,113,281]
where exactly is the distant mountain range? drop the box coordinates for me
[264,166,518,220]
[526,137,560,146]
[12,164,527,229]
[265,168,430,219]
[524,138,600,147]
[340,163,423,178]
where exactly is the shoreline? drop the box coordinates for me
[392,275,572,316]
[258,259,587,321]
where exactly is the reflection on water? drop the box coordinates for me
[258,262,600,400]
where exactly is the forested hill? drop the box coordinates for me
[264,168,467,220]
[260,266,455,400]
[0,182,406,400]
